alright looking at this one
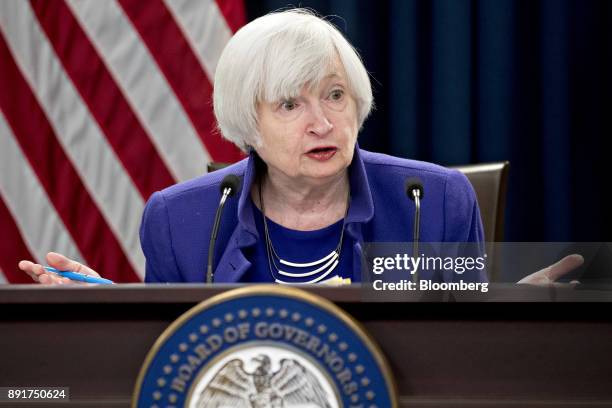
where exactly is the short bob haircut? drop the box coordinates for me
[213,8,373,151]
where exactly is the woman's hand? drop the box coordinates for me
[517,254,584,287]
[18,252,100,285]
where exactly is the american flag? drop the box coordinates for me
[0,0,245,283]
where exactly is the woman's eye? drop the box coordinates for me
[280,100,297,111]
[329,89,344,101]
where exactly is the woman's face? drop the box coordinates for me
[255,63,359,185]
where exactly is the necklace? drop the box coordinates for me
[259,179,349,284]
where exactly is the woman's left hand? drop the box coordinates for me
[517,254,584,286]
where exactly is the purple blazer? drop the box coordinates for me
[140,148,486,283]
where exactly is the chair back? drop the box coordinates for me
[207,162,230,173]
[451,161,510,243]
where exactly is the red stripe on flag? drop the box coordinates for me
[119,0,245,164]
[215,0,247,33]
[0,32,140,283]
[0,194,36,284]
[30,0,176,198]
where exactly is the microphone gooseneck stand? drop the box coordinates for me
[405,178,424,283]
[207,174,241,284]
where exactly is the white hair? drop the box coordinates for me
[213,8,373,151]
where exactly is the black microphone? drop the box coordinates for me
[207,174,241,283]
[405,177,424,282]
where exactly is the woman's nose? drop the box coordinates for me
[306,104,334,136]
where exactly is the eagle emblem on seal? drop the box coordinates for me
[194,354,332,408]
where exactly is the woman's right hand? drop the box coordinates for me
[18,252,100,285]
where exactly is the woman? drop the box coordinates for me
[19,9,581,285]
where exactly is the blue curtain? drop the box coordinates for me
[246,0,612,241]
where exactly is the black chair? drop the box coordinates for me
[451,161,510,243]
[452,161,510,281]
[207,162,230,173]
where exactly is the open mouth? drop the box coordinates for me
[306,146,338,161]
[307,146,337,154]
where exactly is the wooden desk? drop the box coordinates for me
[1,284,611,407]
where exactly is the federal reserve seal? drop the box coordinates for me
[132,286,397,408]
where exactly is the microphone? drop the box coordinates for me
[207,174,241,283]
[405,177,424,282]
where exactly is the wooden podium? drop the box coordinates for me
[1,284,612,407]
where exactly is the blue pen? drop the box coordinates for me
[44,266,114,285]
